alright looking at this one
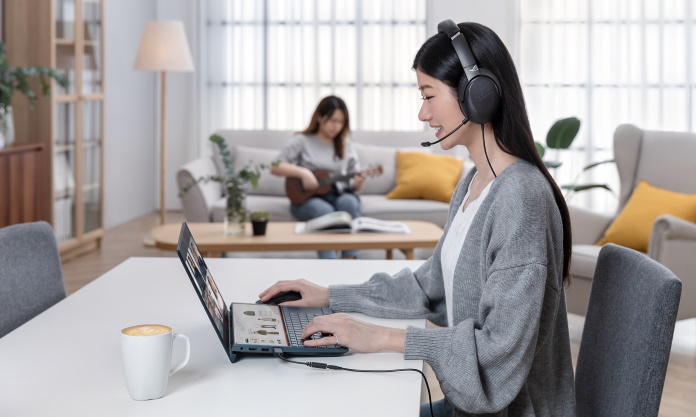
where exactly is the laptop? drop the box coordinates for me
[176,222,349,363]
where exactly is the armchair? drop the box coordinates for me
[566,124,696,321]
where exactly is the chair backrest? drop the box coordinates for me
[0,221,66,338]
[575,243,681,417]
[614,124,696,210]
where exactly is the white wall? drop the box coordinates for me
[103,0,157,228]
[428,0,518,56]
[154,0,199,214]
[104,0,197,228]
[103,0,517,228]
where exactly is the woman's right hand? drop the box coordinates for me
[301,168,320,190]
[258,279,330,307]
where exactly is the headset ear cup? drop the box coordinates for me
[457,75,469,116]
[463,71,501,124]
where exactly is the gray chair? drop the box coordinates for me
[567,123,696,321]
[575,244,681,417]
[0,221,66,338]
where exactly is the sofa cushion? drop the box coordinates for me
[596,180,696,252]
[571,244,603,280]
[231,145,285,196]
[387,151,463,203]
[354,144,430,195]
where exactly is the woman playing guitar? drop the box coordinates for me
[270,95,364,259]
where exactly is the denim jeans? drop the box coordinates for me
[420,399,454,417]
[290,192,361,259]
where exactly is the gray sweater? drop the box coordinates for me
[330,160,576,416]
[278,134,361,193]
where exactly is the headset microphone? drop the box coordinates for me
[420,117,468,147]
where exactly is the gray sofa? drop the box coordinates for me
[177,130,470,229]
[567,124,696,321]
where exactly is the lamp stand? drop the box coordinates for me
[159,71,167,225]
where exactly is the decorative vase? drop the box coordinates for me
[251,220,268,236]
[0,106,15,148]
[224,180,247,235]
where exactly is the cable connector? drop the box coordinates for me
[305,362,343,370]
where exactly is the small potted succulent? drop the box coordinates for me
[249,210,270,236]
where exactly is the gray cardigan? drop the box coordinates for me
[330,160,576,416]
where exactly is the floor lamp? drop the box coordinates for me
[134,21,194,225]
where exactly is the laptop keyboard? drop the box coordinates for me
[281,306,339,349]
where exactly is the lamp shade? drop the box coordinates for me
[134,21,194,72]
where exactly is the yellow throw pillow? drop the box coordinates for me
[386,151,463,203]
[596,180,696,252]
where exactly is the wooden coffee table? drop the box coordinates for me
[151,221,443,259]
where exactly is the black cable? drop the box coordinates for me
[482,123,497,178]
[274,349,434,417]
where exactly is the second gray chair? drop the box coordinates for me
[575,243,681,417]
[0,221,66,338]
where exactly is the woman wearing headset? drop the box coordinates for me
[261,22,575,416]
[271,95,364,259]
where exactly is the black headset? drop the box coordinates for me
[437,20,502,125]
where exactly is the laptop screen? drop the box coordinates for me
[176,223,230,352]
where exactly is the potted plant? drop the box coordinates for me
[179,134,276,234]
[249,210,270,236]
[535,117,615,201]
[0,42,68,148]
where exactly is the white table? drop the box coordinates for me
[0,258,427,417]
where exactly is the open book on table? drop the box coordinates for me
[294,211,411,234]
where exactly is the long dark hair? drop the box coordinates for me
[413,22,572,283]
[300,95,351,159]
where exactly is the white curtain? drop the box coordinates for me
[202,0,427,136]
[519,0,695,213]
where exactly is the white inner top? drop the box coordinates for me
[441,174,494,327]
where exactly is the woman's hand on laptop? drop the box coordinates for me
[258,279,329,307]
[301,313,406,353]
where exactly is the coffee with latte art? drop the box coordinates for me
[122,324,172,337]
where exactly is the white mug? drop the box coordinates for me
[120,324,190,401]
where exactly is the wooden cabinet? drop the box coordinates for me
[0,143,46,227]
[5,0,104,259]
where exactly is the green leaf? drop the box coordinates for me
[546,117,581,149]
[0,44,68,107]
[561,184,612,192]
[581,159,614,172]
[535,141,546,158]
[180,136,273,196]
[544,160,562,169]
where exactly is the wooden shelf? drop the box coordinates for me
[80,93,104,101]
[6,0,105,257]
[82,140,101,148]
[82,182,100,192]
[54,189,76,200]
[54,94,80,103]
[55,38,76,46]
[54,144,75,153]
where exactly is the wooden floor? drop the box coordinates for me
[62,211,696,416]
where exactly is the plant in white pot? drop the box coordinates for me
[180,134,277,234]
[0,42,68,148]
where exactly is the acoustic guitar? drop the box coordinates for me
[285,165,383,206]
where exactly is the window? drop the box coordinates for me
[202,0,427,134]
[519,0,695,212]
